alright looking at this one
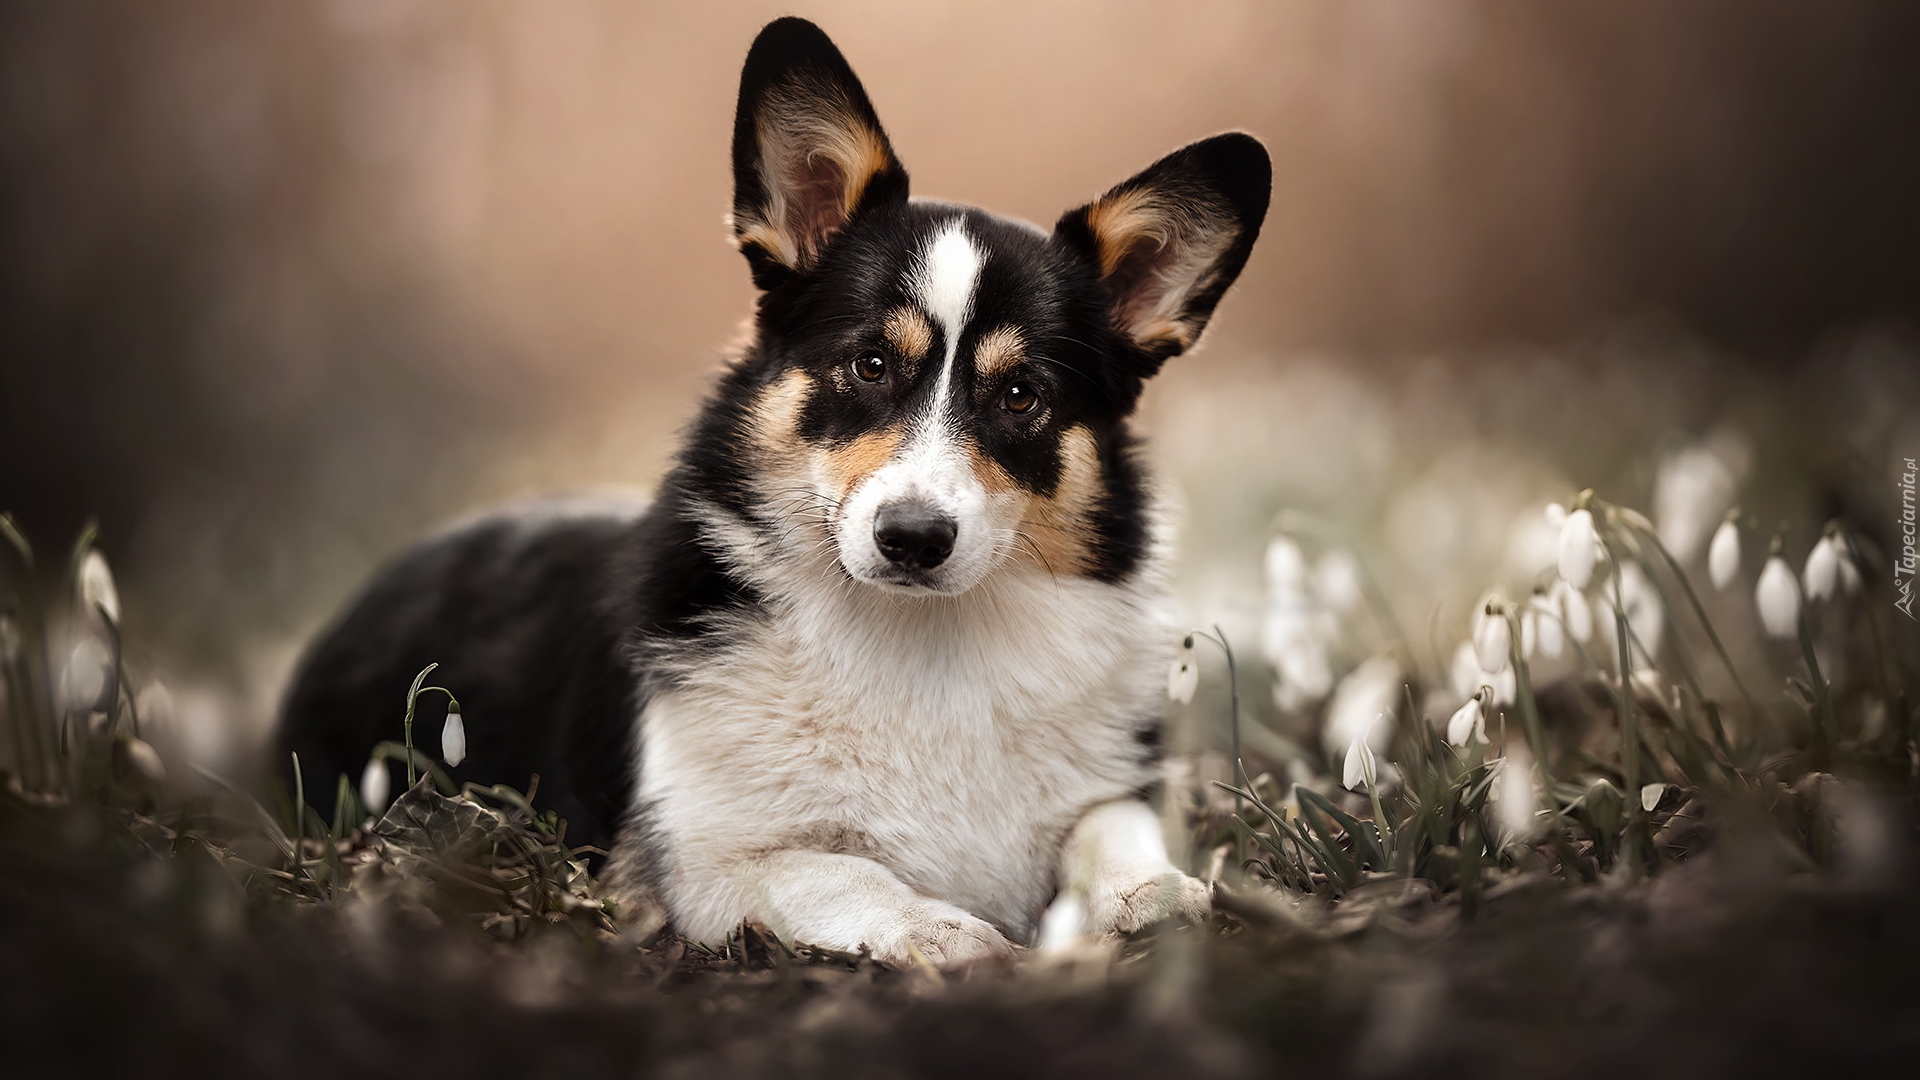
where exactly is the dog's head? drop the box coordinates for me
[716,18,1269,597]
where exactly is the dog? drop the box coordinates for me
[276,17,1269,967]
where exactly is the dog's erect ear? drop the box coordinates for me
[1053,133,1270,370]
[731,18,908,289]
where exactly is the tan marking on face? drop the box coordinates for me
[816,427,907,502]
[967,444,1022,499]
[971,326,1026,383]
[750,368,811,463]
[991,424,1104,577]
[883,307,933,368]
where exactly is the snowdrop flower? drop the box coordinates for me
[1492,748,1541,844]
[1520,592,1563,660]
[1654,443,1744,564]
[1803,532,1858,601]
[1034,888,1089,953]
[1265,536,1336,710]
[1472,598,1511,675]
[1263,600,1336,709]
[1755,549,1801,640]
[1557,508,1601,588]
[1629,667,1664,699]
[1312,548,1366,613]
[1449,641,1516,707]
[112,734,167,786]
[1265,534,1308,595]
[1545,502,1568,530]
[1640,783,1668,813]
[1508,507,1562,578]
[1610,562,1664,669]
[1167,638,1200,704]
[1271,635,1334,711]
[1836,537,1863,596]
[1324,656,1400,754]
[78,549,122,626]
[360,754,392,815]
[135,680,175,740]
[1551,580,1593,644]
[1342,731,1378,792]
[62,637,113,713]
[1446,690,1489,747]
[1707,517,1741,591]
[1803,535,1840,601]
[441,704,467,767]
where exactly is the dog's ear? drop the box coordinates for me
[1053,133,1270,371]
[731,18,908,290]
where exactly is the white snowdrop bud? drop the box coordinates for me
[1557,509,1601,588]
[78,549,122,626]
[112,734,167,786]
[62,637,113,713]
[1448,642,1514,707]
[1446,692,1488,748]
[1640,783,1669,813]
[1167,635,1201,703]
[1265,535,1308,595]
[1323,657,1398,754]
[1527,593,1564,659]
[360,755,392,815]
[1342,732,1377,792]
[1707,518,1740,592]
[1493,749,1541,844]
[1472,599,1510,675]
[441,704,467,767]
[1312,548,1365,613]
[1034,888,1089,953]
[1803,535,1840,602]
[1553,580,1593,644]
[1755,553,1801,640]
[1838,545,1863,596]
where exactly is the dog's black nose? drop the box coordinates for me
[874,502,957,570]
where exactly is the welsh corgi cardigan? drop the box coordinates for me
[277,17,1269,967]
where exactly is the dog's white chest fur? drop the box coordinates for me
[635,567,1167,942]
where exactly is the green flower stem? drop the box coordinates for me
[399,663,463,789]
[290,751,308,883]
[1190,625,1243,864]
[1509,609,1578,880]
[1604,504,1761,727]
[1797,610,1838,765]
[1600,545,1654,870]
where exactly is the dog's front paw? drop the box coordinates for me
[1087,869,1212,935]
[875,904,1017,969]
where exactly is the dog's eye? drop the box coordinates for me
[851,355,887,383]
[1001,381,1040,415]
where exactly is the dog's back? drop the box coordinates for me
[275,499,644,845]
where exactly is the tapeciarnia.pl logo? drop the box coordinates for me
[1899,457,1916,620]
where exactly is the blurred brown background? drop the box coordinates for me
[2,0,1917,747]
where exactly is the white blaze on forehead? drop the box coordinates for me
[907,220,982,413]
